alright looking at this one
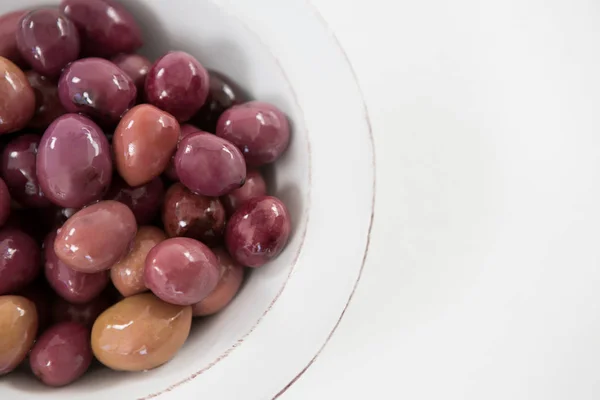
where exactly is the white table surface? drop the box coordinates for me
[283,0,600,399]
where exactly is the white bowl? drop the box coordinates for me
[0,0,375,398]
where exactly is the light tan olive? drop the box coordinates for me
[111,226,167,297]
[0,295,37,375]
[91,293,191,371]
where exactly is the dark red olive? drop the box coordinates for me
[162,183,226,247]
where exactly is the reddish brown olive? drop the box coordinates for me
[162,182,226,247]
[113,104,180,187]
[54,201,137,273]
[0,57,35,134]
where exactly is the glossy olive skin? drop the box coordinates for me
[0,296,37,375]
[111,53,151,92]
[54,201,137,273]
[58,58,137,126]
[216,101,290,166]
[37,114,112,208]
[145,51,210,122]
[0,57,35,134]
[0,228,41,295]
[60,0,143,57]
[225,196,291,267]
[0,178,9,226]
[45,232,109,304]
[0,10,28,67]
[191,248,244,316]
[30,322,92,386]
[221,169,267,215]
[92,293,192,371]
[52,294,111,328]
[26,71,66,129]
[162,183,226,247]
[164,124,202,181]
[144,238,220,306]
[1,134,51,208]
[16,9,80,77]
[193,70,248,133]
[111,226,166,297]
[113,104,180,186]
[105,176,164,225]
[175,132,246,197]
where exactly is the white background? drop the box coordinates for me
[284,0,600,398]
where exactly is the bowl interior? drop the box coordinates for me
[0,0,310,398]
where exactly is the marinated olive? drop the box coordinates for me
[92,293,191,371]
[54,200,136,273]
[37,114,112,208]
[175,132,246,197]
[113,104,180,187]
[0,57,35,134]
[110,226,166,297]
[225,196,291,267]
[30,322,92,387]
[0,295,37,375]
[191,248,244,316]
[144,238,219,305]
[162,182,226,247]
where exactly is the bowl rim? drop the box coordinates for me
[140,1,376,399]
[271,5,376,397]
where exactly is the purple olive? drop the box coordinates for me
[52,294,111,328]
[0,178,9,226]
[26,71,66,129]
[192,70,248,133]
[216,101,290,166]
[145,51,210,122]
[37,114,112,208]
[30,322,92,387]
[44,232,109,304]
[162,183,226,247]
[58,58,137,126]
[144,238,219,306]
[225,196,291,267]
[164,124,202,181]
[105,175,164,225]
[0,10,29,67]
[111,53,151,92]
[1,133,52,208]
[0,228,41,294]
[16,9,80,77]
[175,132,246,197]
[221,169,267,215]
[60,0,142,58]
